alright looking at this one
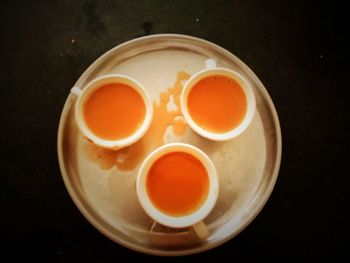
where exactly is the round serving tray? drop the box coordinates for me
[57,34,281,256]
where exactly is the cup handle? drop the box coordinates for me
[192,221,209,240]
[205,59,217,69]
[71,86,82,96]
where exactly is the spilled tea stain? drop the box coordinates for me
[84,71,190,171]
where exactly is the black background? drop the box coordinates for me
[1,0,348,260]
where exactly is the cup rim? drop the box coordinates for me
[75,74,153,149]
[136,143,219,228]
[181,67,256,141]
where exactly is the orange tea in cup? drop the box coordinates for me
[146,151,209,217]
[181,65,256,141]
[84,83,146,140]
[187,75,247,133]
[137,143,218,228]
[73,74,153,149]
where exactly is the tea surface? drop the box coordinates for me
[187,75,247,133]
[147,152,209,216]
[84,83,146,140]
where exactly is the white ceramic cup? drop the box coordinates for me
[181,59,256,141]
[136,143,219,229]
[71,74,153,149]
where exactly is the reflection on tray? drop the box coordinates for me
[149,221,202,247]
